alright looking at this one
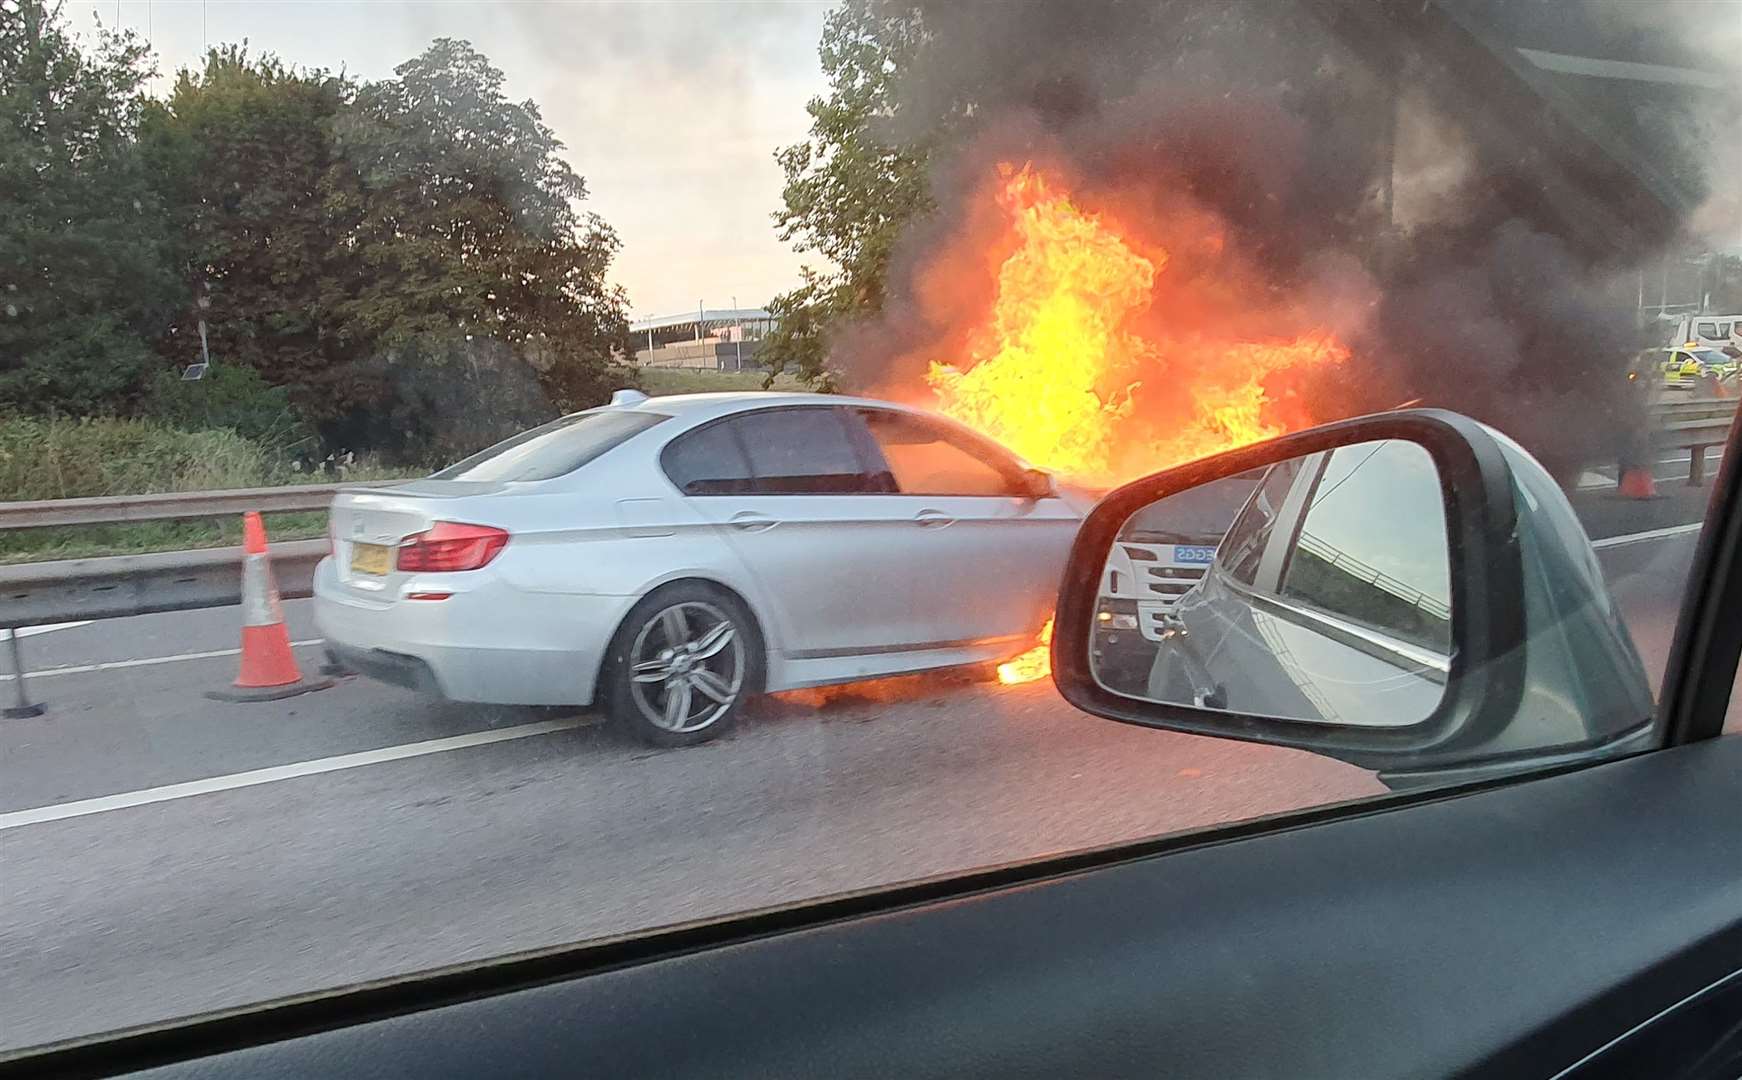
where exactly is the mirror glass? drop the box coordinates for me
[1090,439,1452,727]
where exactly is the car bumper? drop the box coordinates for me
[312,557,637,706]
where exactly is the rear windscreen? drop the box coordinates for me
[433,410,669,482]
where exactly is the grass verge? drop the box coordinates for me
[636,367,803,396]
[0,416,420,564]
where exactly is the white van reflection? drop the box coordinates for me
[1092,472,1262,692]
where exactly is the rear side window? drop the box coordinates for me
[433,410,668,482]
[1697,321,1719,338]
[661,420,755,495]
[857,408,1023,496]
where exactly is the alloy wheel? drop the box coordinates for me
[627,600,745,733]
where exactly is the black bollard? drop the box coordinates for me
[3,628,46,719]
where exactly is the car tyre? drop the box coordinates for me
[602,582,762,747]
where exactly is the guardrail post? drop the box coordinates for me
[3,628,45,719]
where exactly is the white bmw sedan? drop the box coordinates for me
[314,390,1085,744]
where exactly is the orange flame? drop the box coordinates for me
[922,165,1348,684]
[926,165,1347,488]
[997,617,1053,685]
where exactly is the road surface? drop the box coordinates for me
[0,480,1718,1052]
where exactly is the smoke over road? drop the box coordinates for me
[832,0,1737,480]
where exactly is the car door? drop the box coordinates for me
[661,405,916,660]
[848,406,1080,648]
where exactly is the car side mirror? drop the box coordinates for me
[1051,409,1655,787]
[1022,468,1058,500]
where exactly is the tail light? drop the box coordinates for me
[396,522,510,573]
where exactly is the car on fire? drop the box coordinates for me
[314,391,1086,745]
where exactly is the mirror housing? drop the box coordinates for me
[1051,409,1655,784]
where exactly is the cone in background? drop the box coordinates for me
[1617,466,1660,499]
[206,511,334,702]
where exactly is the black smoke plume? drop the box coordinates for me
[835,0,1730,480]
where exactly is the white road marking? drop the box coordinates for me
[1592,523,1704,550]
[15,621,94,638]
[0,718,592,832]
[0,639,325,683]
[1516,47,1729,90]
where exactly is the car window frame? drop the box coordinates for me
[850,406,1031,498]
[1271,441,1455,660]
[1216,455,1309,588]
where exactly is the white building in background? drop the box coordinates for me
[629,307,777,371]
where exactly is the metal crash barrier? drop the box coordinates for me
[0,482,394,713]
[1648,397,1739,486]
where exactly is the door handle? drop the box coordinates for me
[729,511,778,532]
[913,509,955,529]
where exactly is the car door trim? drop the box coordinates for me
[784,632,1024,660]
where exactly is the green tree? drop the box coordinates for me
[139,47,355,428]
[0,0,176,414]
[327,38,632,457]
[764,0,935,385]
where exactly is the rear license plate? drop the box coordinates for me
[351,542,392,576]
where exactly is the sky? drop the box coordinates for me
[72,1,835,320]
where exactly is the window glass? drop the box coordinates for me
[736,408,873,494]
[858,409,1021,496]
[9,0,1742,1059]
[432,410,667,482]
[1123,471,1264,542]
[661,420,754,495]
[1279,440,1452,652]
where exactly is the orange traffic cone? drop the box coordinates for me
[1617,466,1660,499]
[206,512,334,702]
